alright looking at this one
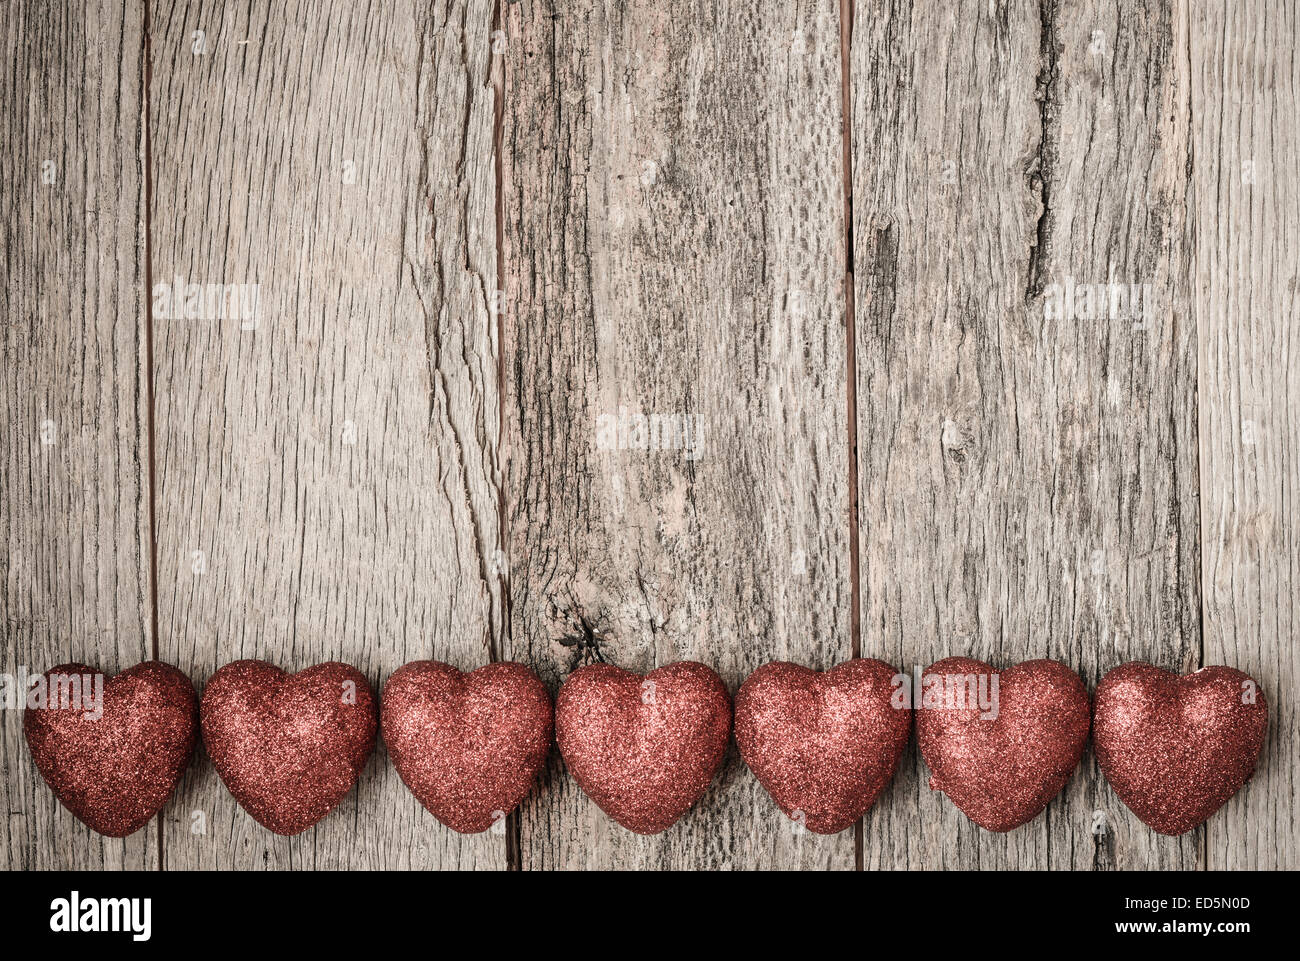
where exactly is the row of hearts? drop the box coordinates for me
[22,656,1268,841]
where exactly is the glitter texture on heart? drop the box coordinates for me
[555,661,731,834]
[916,656,1090,831]
[1093,662,1267,835]
[735,658,910,834]
[23,661,198,837]
[381,660,552,833]
[201,660,377,835]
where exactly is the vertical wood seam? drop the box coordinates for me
[1033,0,1058,871]
[140,0,162,872]
[490,0,518,874]
[1183,0,1208,873]
[839,0,863,873]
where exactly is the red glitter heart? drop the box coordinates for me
[735,659,911,834]
[555,661,731,834]
[23,661,197,837]
[917,656,1090,831]
[1094,662,1267,835]
[381,661,553,833]
[201,660,377,835]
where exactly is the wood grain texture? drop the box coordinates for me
[501,0,853,869]
[1190,0,1299,870]
[0,0,156,870]
[3,0,1297,873]
[148,0,504,868]
[851,0,1201,869]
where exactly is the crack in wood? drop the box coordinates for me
[1025,0,1059,305]
[552,603,611,673]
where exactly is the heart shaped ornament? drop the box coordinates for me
[1094,662,1267,835]
[735,659,911,834]
[23,661,197,837]
[382,661,553,833]
[556,661,731,834]
[917,656,1090,831]
[201,660,377,835]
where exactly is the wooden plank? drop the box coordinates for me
[1191,0,1300,871]
[150,0,504,868]
[501,0,852,869]
[851,0,1201,868]
[0,0,156,869]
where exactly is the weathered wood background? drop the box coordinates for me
[1,0,1295,870]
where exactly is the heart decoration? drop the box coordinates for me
[381,661,553,833]
[23,661,197,837]
[22,658,195,837]
[917,656,1090,831]
[201,660,377,835]
[1093,662,1268,835]
[735,658,910,834]
[556,661,731,834]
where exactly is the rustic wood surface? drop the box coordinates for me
[1,0,1295,870]
[148,0,503,869]
[851,0,1201,870]
[1,0,156,871]
[501,0,853,870]
[1191,0,1299,871]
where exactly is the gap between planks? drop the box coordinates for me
[839,0,865,875]
[139,0,162,873]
